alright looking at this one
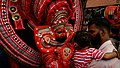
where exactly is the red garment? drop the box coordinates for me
[42,43,74,68]
[9,58,20,68]
[72,48,104,68]
[34,25,74,68]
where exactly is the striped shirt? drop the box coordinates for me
[72,48,104,68]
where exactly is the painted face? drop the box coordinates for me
[55,27,67,43]
[88,24,101,48]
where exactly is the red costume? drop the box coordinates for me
[0,0,84,68]
[34,0,75,67]
[34,23,74,68]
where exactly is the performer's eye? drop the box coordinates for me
[57,31,62,34]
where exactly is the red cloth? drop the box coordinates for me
[42,43,74,68]
[9,58,20,68]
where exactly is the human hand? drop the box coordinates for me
[117,45,120,59]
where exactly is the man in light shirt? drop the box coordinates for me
[88,17,120,68]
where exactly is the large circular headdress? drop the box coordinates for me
[0,0,85,67]
[24,0,74,29]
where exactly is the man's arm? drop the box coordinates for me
[102,51,118,60]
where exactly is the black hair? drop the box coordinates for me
[74,31,92,49]
[88,17,111,33]
[111,26,119,35]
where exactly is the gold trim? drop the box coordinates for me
[12,13,21,21]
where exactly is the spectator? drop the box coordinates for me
[72,31,118,68]
[88,17,120,68]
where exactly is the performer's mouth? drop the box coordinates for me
[56,35,67,43]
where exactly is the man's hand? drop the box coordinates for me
[117,45,120,59]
